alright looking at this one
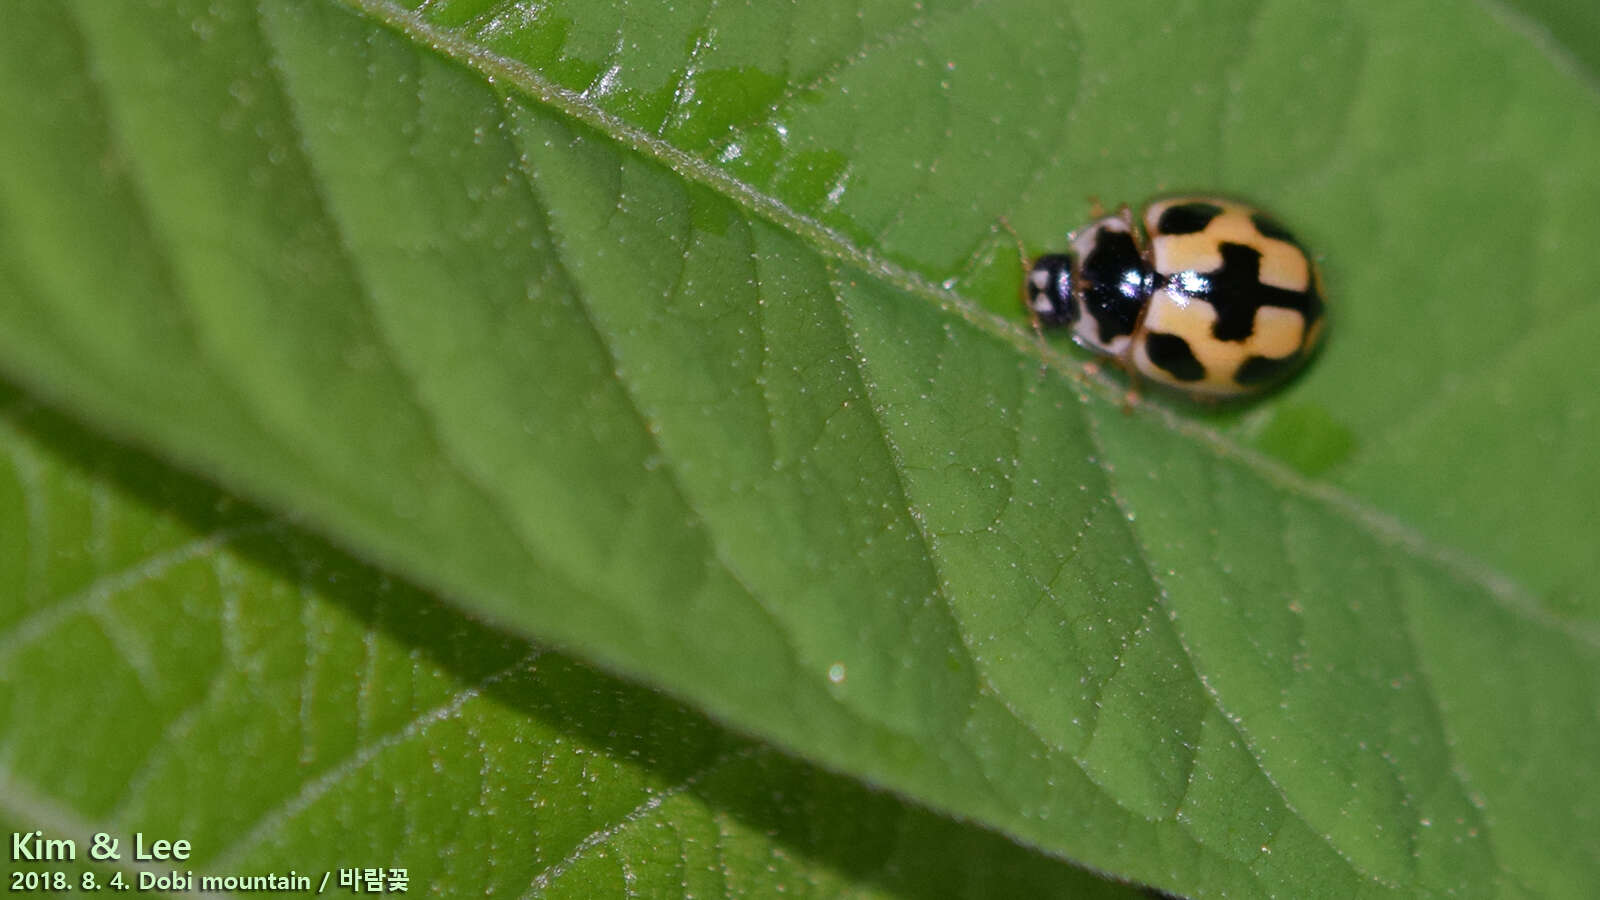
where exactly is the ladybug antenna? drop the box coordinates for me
[997,215,1030,272]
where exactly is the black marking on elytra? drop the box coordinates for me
[1250,212,1301,247]
[1026,253,1080,328]
[1144,332,1205,382]
[1235,352,1300,386]
[1155,202,1224,235]
[1080,228,1150,344]
[1175,242,1323,342]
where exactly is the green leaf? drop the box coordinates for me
[1,1,1595,898]
[0,391,1147,899]
[1491,0,1600,83]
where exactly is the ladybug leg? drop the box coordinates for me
[1112,355,1143,413]
[1079,358,1140,409]
[1087,195,1106,218]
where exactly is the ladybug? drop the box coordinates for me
[1025,196,1325,398]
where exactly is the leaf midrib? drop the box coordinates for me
[1475,0,1600,97]
[339,0,1593,651]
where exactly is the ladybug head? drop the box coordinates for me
[1025,253,1080,328]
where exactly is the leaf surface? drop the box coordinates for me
[0,391,1148,899]
[0,1,1595,897]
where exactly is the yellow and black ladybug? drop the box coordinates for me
[1026,196,1325,398]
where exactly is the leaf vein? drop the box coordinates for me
[332,0,1583,651]
[1081,403,1391,893]
[502,93,822,690]
[210,647,543,868]
[519,745,761,899]
[254,0,556,599]
[0,521,278,662]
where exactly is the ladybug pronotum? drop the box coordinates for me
[1025,196,1325,398]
